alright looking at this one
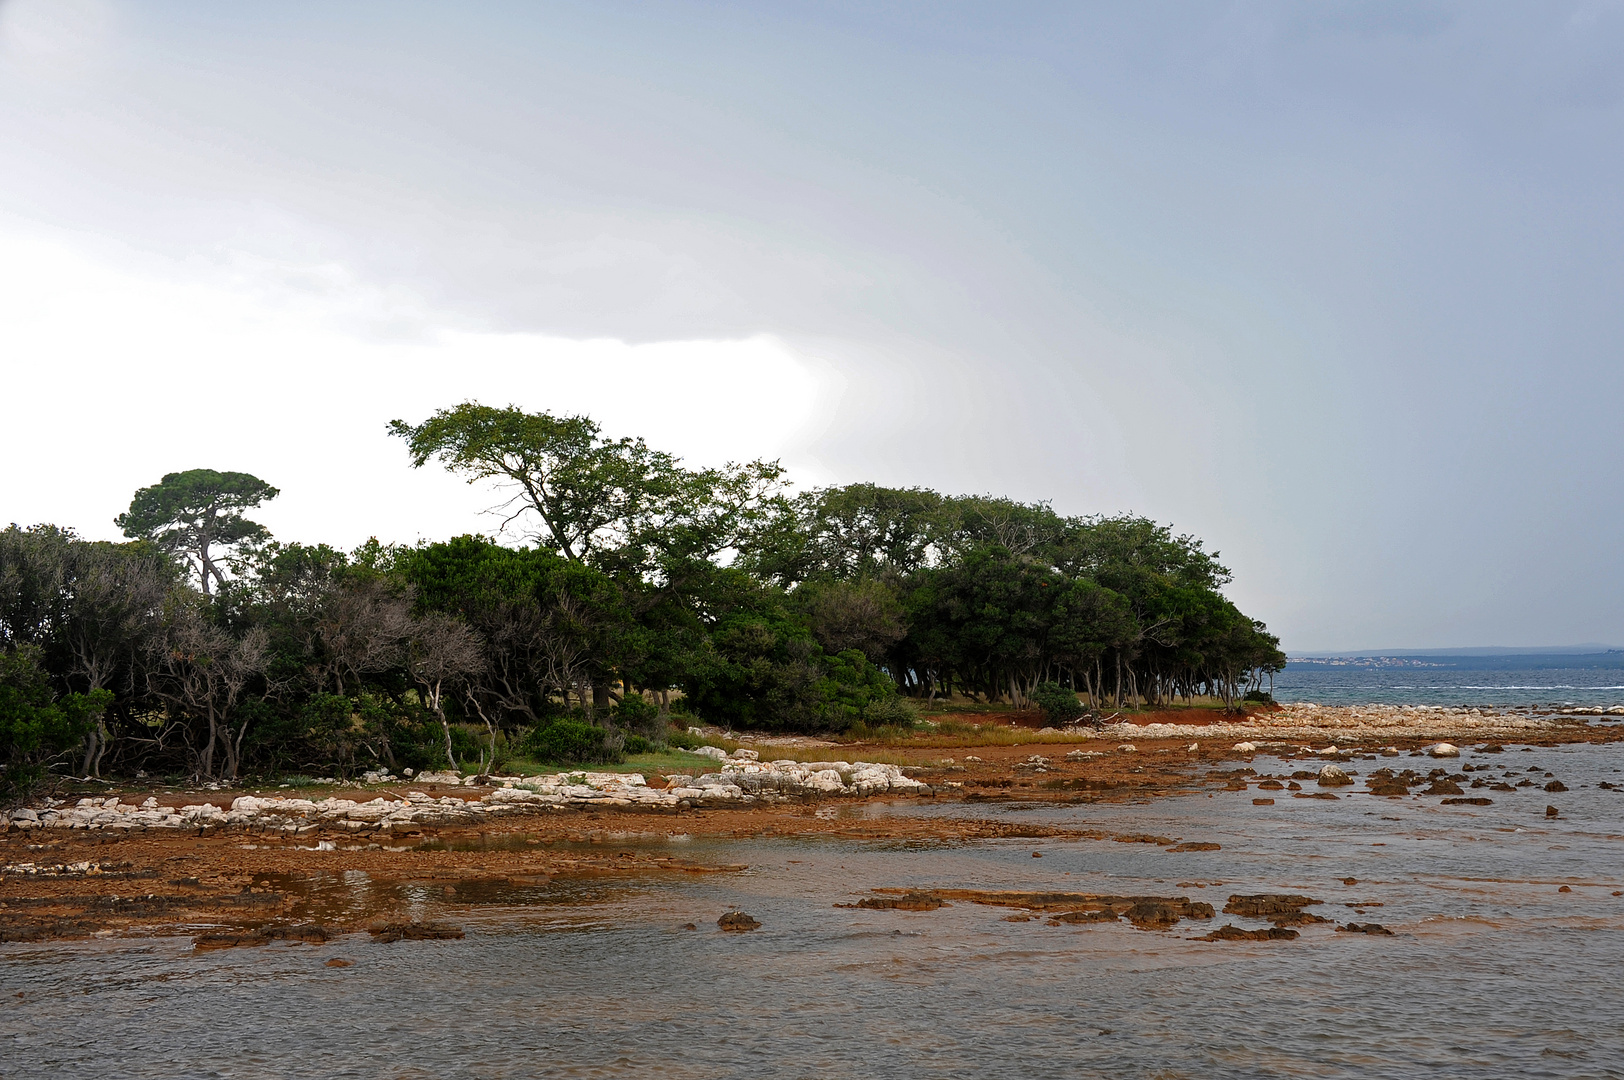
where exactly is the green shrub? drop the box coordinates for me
[1,647,112,805]
[523,714,624,765]
[623,734,654,755]
[612,695,664,741]
[1242,690,1275,704]
[860,694,919,728]
[666,728,703,750]
[1031,682,1086,726]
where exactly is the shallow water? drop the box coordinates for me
[5,744,1624,1079]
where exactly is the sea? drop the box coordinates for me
[5,743,1623,1079]
[1273,652,1624,709]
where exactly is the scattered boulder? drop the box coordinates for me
[324,957,354,967]
[1253,798,1275,805]
[1426,743,1461,758]
[1441,797,1492,806]
[1317,764,1353,787]
[1546,805,1560,817]
[1232,742,1257,753]
[1167,842,1221,852]
[1423,779,1465,796]
[718,911,761,931]
[1545,780,1568,792]
[1116,744,1138,753]
[1336,922,1394,936]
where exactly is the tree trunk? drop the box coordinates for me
[81,725,100,777]
[429,680,456,770]
[200,707,219,781]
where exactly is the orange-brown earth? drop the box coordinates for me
[4,726,1613,945]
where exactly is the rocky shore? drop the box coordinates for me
[5,750,931,834]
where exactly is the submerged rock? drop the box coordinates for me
[1224,894,1322,923]
[856,891,945,911]
[1201,924,1299,942]
[368,921,465,943]
[1048,909,1119,925]
[194,930,271,951]
[1336,922,1394,936]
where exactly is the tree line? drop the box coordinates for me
[1,403,1283,796]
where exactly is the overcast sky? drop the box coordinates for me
[4,1,1622,651]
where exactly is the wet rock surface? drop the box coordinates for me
[1202,924,1300,941]
[1223,894,1324,924]
[368,920,466,943]
[921,889,1216,930]
[852,891,946,911]
[717,911,760,931]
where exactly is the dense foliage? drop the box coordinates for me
[0,404,1282,790]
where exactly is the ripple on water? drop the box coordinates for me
[3,744,1623,1079]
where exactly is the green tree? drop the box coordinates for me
[116,469,279,595]
[389,403,786,574]
[1,645,112,803]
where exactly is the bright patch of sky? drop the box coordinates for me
[3,0,1623,651]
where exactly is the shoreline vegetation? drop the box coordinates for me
[3,401,1287,806]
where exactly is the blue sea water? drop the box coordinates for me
[1273,653,1624,708]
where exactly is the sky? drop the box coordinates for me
[3,0,1623,652]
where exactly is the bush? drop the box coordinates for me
[860,694,919,728]
[1243,690,1275,704]
[667,728,703,750]
[522,714,624,765]
[1,647,111,805]
[1030,682,1086,726]
[623,734,654,755]
[612,695,665,741]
